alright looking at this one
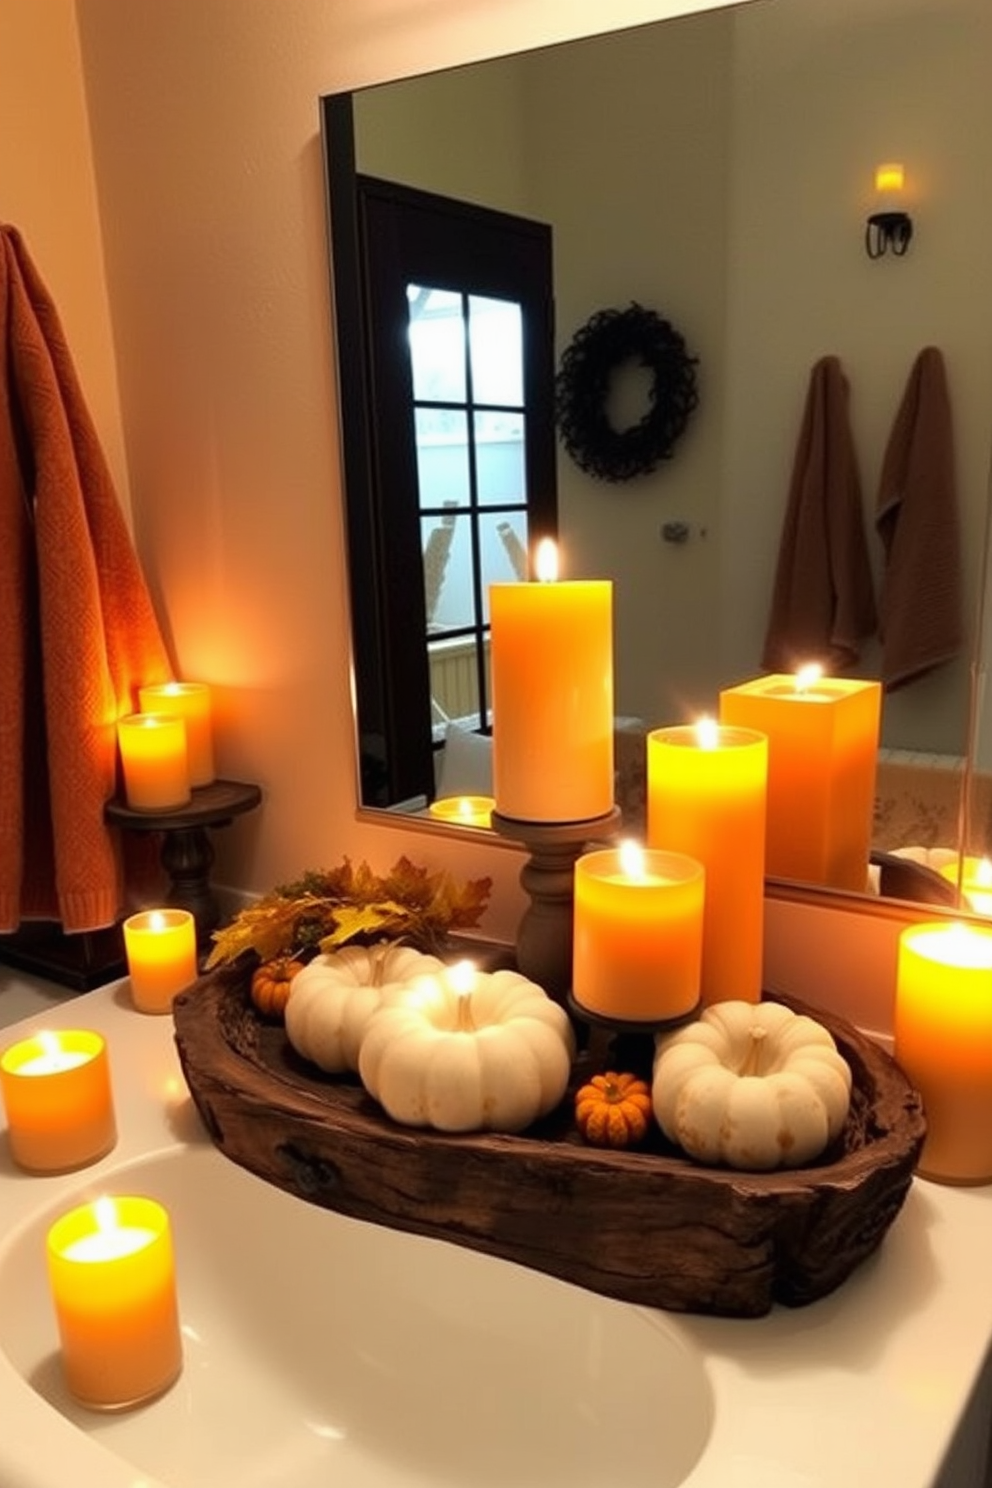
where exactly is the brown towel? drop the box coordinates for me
[762,356,877,672]
[0,225,173,933]
[875,347,963,691]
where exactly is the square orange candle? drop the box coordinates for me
[0,1030,116,1173]
[894,920,992,1184]
[647,722,768,1006]
[47,1195,182,1408]
[719,671,881,891]
[117,713,191,810]
[572,844,704,1023]
[138,682,214,787]
[123,909,199,1013]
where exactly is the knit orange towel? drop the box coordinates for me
[0,225,172,933]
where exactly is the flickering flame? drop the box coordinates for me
[619,840,646,880]
[695,716,720,750]
[93,1195,118,1234]
[534,538,558,583]
[448,960,477,996]
[794,663,824,695]
[36,1030,62,1060]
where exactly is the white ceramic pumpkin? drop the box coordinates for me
[284,943,445,1073]
[652,999,852,1171]
[358,964,576,1133]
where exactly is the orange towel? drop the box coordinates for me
[0,225,172,933]
[762,356,877,673]
[875,347,963,691]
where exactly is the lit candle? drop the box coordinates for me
[939,856,992,917]
[572,842,704,1022]
[490,539,614,823]
[47,1195,182,1408]
[719,670,881,891]
[0,1030,116,1173]
[894,921,992,1183]
[117,713,190,810]
[138,682,214,787]
[647,721,767,1005]
[123,908,198,1013]
[427,794,495,829]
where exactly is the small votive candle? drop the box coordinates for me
[0,1030,116,1173]
[138,682,214,787]
[894,920,992,1184]
[939,856,992,917]
[117,713,190,810]
[123,909,199,1014]
[572,843,705,1023]
[427,795,495,829]
[47,1195,183,1409]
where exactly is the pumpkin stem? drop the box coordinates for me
[455,992,475,1032]
[740,1026,768,1077]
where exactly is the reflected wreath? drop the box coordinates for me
[555,302,699,482]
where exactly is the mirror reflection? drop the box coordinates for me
[323,0,992,902]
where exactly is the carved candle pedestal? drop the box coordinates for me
[490,807,621,1005]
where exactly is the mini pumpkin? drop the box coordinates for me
[358,964,575,1133]
[575,1072,653,1148]
[652,999,852,1171]
[285,942,446,1073]
[250,958,305,1018]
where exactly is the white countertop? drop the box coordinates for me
[1,977,991,1488]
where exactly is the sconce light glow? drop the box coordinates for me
[866,162,913,259]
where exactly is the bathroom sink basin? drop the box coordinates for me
[0,1144,714,1488]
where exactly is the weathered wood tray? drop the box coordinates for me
[172,970,926,1319]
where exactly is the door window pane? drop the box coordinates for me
[415,408,470,508]
[474,410,526,505]
[480,511,529,621]
[469,296,523,406]
[422,511,474,632]
[408,285,466,403]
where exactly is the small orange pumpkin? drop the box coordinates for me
[250,957,304,1018]
[575,1071,653,1148]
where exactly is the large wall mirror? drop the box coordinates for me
[323,0,992,908]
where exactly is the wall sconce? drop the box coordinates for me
[865,163,913,259]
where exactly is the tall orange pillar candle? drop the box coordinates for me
[894,921,992,1183]
[117,713,191,810]
[719,671,881,890]
[123,909,198,1013]
[490,541,614,823]
[139,682,214,786]
[647,722,767,1005]
[47,1195,183,1408]
[0,1030,116,1172]
[573,844,704,1022]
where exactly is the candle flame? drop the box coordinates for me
[695,716,720,750]
[448,960,477,996]
[93,1195,118,1232]
[619,840,646,879]
[794,663,824,694]
[147,909,168,932]
[35,1030,62,1060]
[457,798,474,819]
[534,538,558,583]
[978,858,992,888]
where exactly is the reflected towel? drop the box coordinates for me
[762,356,877,673]
[875,346,963,691]
[0,224,172,932]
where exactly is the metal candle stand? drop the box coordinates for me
[566,993,703,1075]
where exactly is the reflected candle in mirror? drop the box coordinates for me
[117,713,191,810]
[428,795,495,829]
[138,682,214,787]
[939,856,992,916]
[47,1195,182,1408]
[0,1030,116,1173]
[894,921,992,1183]
[719,670,881,891]
[123,909,198,1013]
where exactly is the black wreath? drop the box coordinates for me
[555,303,699,483]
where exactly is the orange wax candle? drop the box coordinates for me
[47,1195,182,1408]
[123,909,198,1013]
[573,843,704,1022]
[117,713,190,810]
[939,856,992,916]
[490,541,614,823]
[719,670,881,891]
[894,921,992,1183]
[647,722,767,1006]
[0,1030,116,1173]
[138,682,214,786]
[427,795,495,829]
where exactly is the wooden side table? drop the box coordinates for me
[105,779,262,948]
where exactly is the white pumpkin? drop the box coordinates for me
[284,943,445,1073]
[358,965,576,1133]
[652,999,852,1171]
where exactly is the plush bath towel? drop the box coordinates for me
[0,224,172,933]
[875,347,963,691]
[762,356,877,672]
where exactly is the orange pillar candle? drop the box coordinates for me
[427,795,495,829]
[123,909,198,1013]
[647,722,768,1005]
[573,843,704,1022]
[719,670,881,891]
[47,1195,182,1408]
[894,921,992,1183]
[117,713,191,810]
[0,1030,116,1173]
[138,682,214,787]
[490,540,614,823]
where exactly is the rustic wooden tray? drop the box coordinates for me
[172,970,926,1319]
